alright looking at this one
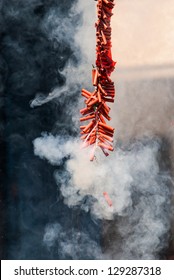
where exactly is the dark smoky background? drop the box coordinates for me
[0,0,174,260]
[0,0,101,259]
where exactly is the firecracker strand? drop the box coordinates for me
[80,0,116,161]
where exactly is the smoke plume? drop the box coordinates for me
[1,0,174,260]
[34,134,171,259]
[43,223,102,259]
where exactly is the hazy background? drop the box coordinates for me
[111,0,174,257]
[0,0,174,259]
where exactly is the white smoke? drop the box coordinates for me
[30,0,95,108]
[30,88,68,108]
[32,0,173,259]
[43,223,102,259]
[34,134,170,258]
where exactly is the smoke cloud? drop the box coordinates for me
[1,0,174,260]
[43,223,102,259]
[32,0,173,259]
[34,133,171,259]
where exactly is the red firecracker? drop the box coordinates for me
[80,0,116,160]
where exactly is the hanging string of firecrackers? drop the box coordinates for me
[80,0,116,162]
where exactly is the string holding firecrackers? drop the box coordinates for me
[80,0,116,161]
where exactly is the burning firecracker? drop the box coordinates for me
[80,0,116,161]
